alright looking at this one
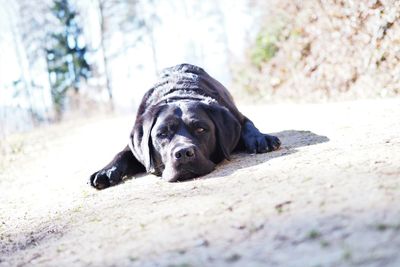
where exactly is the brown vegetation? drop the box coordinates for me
[234,0,400,102]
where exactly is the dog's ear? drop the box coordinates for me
[203,102,241,161]
[129,107,159,173]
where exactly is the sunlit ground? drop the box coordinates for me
[1,99,399,266]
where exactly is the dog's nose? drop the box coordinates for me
[174,146,196,163]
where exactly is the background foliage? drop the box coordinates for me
[235,0,400,102]
[46,0,91,115]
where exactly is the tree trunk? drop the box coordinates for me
[147,24,159,76]
[98,0,114,108]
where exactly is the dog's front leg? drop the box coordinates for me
[239,119,281,154]
[89,145,146,189]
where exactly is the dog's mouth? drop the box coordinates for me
[165,170,196,182]
[162,161,215,182]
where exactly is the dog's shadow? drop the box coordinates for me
[204,130,329,179]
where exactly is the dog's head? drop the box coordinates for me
[130,100,241,182]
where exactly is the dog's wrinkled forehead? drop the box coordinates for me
[153,101,211,129]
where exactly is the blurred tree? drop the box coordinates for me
[139,0,160,74]
[46,0,91,116]
[5,2,35,118]
[97,0,113,104]
[96,0,160,104]
[6,0,54,123]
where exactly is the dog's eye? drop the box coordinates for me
[195,127,206,134]
[157,130,169,138]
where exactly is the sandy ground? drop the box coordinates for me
[0,99,399,267]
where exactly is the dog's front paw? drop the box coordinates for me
[89,166,122,190]
[265,134,281,151]
[243,133,281,153]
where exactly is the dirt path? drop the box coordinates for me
[1,99,399,267]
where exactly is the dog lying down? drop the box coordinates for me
[90,63,281,189]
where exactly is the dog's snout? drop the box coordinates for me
[173,146,196,162]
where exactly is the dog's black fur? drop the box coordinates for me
[90,64,281,189]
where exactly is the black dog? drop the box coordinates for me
[90,64,281,189]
